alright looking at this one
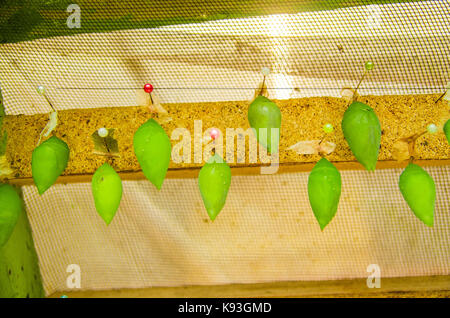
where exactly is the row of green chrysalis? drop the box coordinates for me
[319,100,438,228]
[248,97,443,229]
[27,105,448,226]
[31,119,173,225]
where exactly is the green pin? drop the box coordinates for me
[365,61,374,71]
[36,85,45,95]
[323,123,334,133]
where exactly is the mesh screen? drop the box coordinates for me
[0,0,449,295]
[0,0,449,114]
[22,167,450,295]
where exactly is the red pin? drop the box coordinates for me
[143,83,154,106]
[143,83,153,94]
[210,128,220,140]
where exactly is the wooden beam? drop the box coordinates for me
[2,94,449,184]
[47,275,450,298]
[6,159,450,186]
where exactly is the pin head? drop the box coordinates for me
[323,123,334,133]
[210,128,220,140]
[37,85,45,95]
[261,67,270,76]
[98,127,108,138]
[365,61,374,71]
[143,83,153,94]
[427,123,438,134]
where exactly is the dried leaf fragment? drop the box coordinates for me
[253,80,269,100]
[0,155,13,178]
[37,111,58,145]
[289,140,336,155]
[392,139,411,162]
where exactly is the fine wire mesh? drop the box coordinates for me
[0,0,449,295]
[22,166,450,295]
[0,1,449,114]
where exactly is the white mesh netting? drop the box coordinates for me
[0,1,449,295]
[23,166,449,295]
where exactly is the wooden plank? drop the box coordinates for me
[47,275,450,298]
[1,94,449,184]
[7,159,450,186]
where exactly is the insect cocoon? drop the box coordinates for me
[198,154,231,221]
[308,158,342,230]
[133,119,171,190]
[31,136,69,195]
[248,95,281,154]
[444,119,450,144]
[0,184,22,247]
[341,101,381,171]
[91,163,122,225]
[399,163,435,226]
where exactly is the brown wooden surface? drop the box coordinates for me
[48,275,450,298]
[6,159,450,186]
[2,94,449,184]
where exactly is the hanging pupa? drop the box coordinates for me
[399,163,435,226]
[444,119,450,144]
[31,136,69,195]
[308,158,342,230]
[133,119,171,189]
[248,95,282,153]
[198,154,231,221]
[0,184,22,247]
[91,163,122,225]
[341,101,381,171]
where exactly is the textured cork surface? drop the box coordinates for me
[2,94,449,180]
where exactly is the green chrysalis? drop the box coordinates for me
[133,119,171,189]
[31,136,69,195]
[198,154,231,221]
[0,201,45,298]
[399,163,435,226]
[308,158,342,230]
[91,163,122,225]
[0,184,22,247]
[248,95,281,153]
[341,101,381,171]
[444,119,450,144]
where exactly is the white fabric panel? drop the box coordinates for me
[0,0,448,115]
[22,166,449,295]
